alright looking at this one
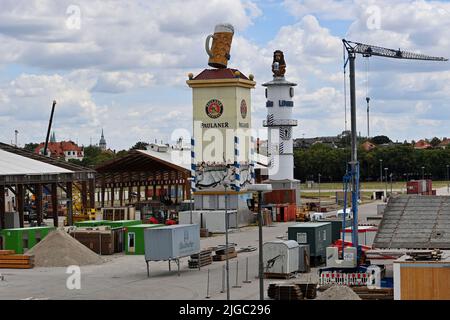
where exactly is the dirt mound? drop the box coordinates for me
[316,285,361,300]
[26,229,104,267]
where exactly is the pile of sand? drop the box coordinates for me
[316,285,361,300]
[26,229,104,267]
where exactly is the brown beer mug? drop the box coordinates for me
[205,23,234,69]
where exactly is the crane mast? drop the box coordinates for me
[341,39,447,263]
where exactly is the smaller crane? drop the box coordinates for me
[43,100,57,156]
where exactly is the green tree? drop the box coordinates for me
[24,143,39,152]
[430,137,441,147]
[130,141,149,150]
[370,135,391,145]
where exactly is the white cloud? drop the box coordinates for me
[1,0,450,149]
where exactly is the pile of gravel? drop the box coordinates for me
[26,229,104,267]
[316,285,361,300]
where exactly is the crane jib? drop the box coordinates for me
[342,39,448,61]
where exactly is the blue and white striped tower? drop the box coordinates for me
[233,136,240,191]
[190,137,196,192]
[250,136,256,184]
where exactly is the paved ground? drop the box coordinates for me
[0,201,380,300]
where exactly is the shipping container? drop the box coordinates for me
[201,210,238,233]
[322,217,353,243]
[263,189,296,204]
[0,226,55,253]
[263,240,299,275]
[144,224,200,261]
[124,224,163,255]
[394,252,450,300]
[343,225,378,247]
[103,220,141,229]
[178,211,204,226]
[288,222,332,265]
[70,229,114,255]
[74,220,108,228]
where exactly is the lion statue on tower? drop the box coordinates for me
[272,50,286,77]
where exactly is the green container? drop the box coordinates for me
[103,220,141,229]
[125,224,163,255]
[288,222,332,258]
[74,220,108,228]
[322,218,353,243]
[0,226,55,254]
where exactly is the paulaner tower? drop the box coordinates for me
[263,51,300,209]
[186,23,256,226]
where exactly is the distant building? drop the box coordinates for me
[35,138,84,162]
[99,129,107,151]
[414,140,432,150]
[438,138,450,149]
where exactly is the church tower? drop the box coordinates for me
[99,129,107,151]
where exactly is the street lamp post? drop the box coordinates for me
[248,184,272,301]
[379,159,383,185]
[187,177,194,224]
[390,173,393,195]
[421,166,425,180]
[384,168,388,198]
[224,183,230,300]
[318,173,321,212]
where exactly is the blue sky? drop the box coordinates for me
[0,0,449,150]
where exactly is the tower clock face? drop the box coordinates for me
[205,99,224,119]
[240,99,247,119]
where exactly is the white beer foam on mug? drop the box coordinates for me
[214,23,234,34]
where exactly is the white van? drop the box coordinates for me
[336,208,353,219]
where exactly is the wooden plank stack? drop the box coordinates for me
[268,283,304,300]
[0,250,34,269]
[213,246,237,261]
[188,249,213,268]
[294,282,318,299]
[351,287,394,300]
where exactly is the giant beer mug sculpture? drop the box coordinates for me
[205,23,234,69]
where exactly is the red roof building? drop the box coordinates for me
[35,141,84,161]
[361,141,376,151]
[414,140,432,150]
[438,138,450,149]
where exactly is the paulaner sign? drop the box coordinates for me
[201,122,230,128]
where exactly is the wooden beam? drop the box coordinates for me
[0,186,5,229]
[81,181,88,214]
[89,178,95,211]
[52,183,58,227]
[17,184,24,228]
[35,184,43,226]
[6,186,16,196]
[101,175,105,208]
[66,181,73,226]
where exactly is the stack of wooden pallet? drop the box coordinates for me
[188,249,213,268]
[294,282,318,299]
[267,283,304,300]
[351,287,393,300]
[213,245,237,261]
[0,250,34,269]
